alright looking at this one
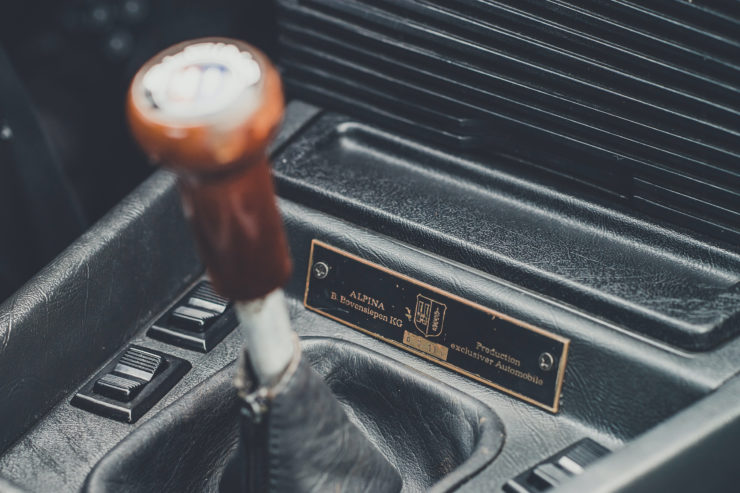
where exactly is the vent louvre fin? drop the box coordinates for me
[277,0,740,244]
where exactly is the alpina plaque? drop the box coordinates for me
[304,240,570,413]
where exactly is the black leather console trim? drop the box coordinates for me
[280,199,740,441]
[0,100,321,456]
[84,361,240,493]
[0,179,738,491]
[0,171,201,454]
[273,113,740,350]
[1,101,739,492]
[555,373,740,493]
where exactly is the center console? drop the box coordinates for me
[0,95,738,491]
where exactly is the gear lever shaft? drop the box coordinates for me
[127,38,402,492]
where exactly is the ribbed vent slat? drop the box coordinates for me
[439,0,740,96]
[557,0,740,60]
[511,0,740,73]
[375,0,740,114]
[277,0,740,244]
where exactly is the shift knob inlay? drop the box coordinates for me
[128,38,291,301]
[139,42,262,124]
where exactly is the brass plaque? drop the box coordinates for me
[304,240,569,413]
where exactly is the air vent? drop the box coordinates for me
[276,0,740,244]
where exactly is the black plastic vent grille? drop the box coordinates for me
[276,0,740,244]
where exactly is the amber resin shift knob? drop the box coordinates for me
[128,40,404,493]
[127,38,290,301]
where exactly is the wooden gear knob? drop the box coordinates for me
[127,38,291,301]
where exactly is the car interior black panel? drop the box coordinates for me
[0,1,738,492]
[0,45,86,301]
[84,361,241,493]
[0,171,201,456]
[272,111,740,350]
[86,339,504,493]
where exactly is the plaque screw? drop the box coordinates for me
[538,352,555,372]
[312,262,330,280]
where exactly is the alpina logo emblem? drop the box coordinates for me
[413,294,447,338]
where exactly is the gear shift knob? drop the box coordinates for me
[127,38,402,493]
[127,38,291,301]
